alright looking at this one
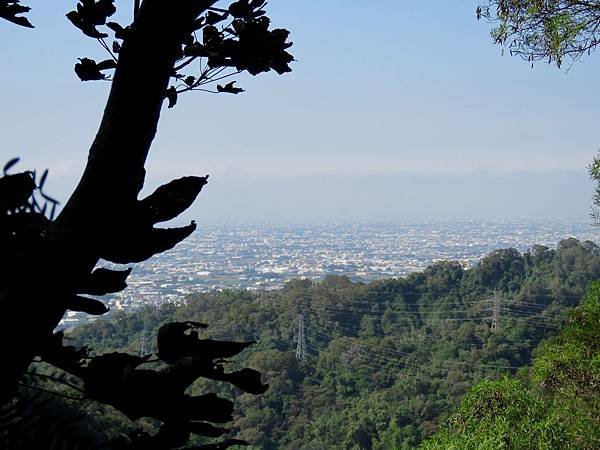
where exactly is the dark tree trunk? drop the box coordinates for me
[1,0,216,401]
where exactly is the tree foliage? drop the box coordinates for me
[67,0,293,101]
[0,1,33,28]
[477,0,600,67]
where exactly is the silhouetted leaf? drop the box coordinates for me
[160,321,209,334]
[159,335,253,364]
[229,0,266,19]
[184,42,210,57]
[219,368,268,395]
[66,295,109,315]
[166,86,178,108]
[217,81,244,94]
[77,267,131,295]
[139,176,208,224]
[183,393,234,423]
[228,0,251,18]
[99,222,197,264]
[39,332,88,374]
[66,0,115,38]
[82,0,116,24]
[216,18,293,76]
[205,10,229,26]
[3,157,19,174]
[74,58,110,81]
[106,21,127,39]
[0,172,36,210]
[0,1,34,28]
[203,25,223,46]
[184,75,196,86]
[66,11,107,38]
[157,321,208,363]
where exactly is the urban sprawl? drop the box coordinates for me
[60,219,600,328]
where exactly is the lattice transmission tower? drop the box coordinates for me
[490,290,501,333]
[295,313,307,361]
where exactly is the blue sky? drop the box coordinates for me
[1,1,599,221]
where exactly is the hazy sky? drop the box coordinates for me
[1,1,599,221]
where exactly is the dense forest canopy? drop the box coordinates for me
[423,279,600,449]
[18,237,595,449]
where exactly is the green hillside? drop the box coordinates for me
[422,280,600,449]
[61,238,600,449]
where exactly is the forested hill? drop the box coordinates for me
[422,280,600,449]
[69,237,600,449]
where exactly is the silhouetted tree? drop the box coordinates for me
[0,1,293,448]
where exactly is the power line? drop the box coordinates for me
[304,303,490,323]
[342,347,496,379]
[299,300,492,315]
[298,297,567,326]
[306,321,531,372]
[311,328,494,372]
[293,295,577,313]
[342,342,519,378]
[230,289,570,377]
[280,290,585,300]
[299,300,487,317]
[295,296,495,310]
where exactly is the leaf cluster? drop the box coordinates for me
[477,0,600,68]
[38,321,266,449]
[64,0,293,105]
[0,0,33,28]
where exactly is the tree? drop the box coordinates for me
[477,1,600,68]
[0,1,293,448]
